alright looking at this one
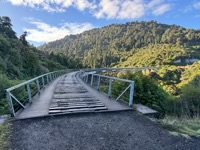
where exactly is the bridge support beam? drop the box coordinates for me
[91,74,94,86]
[108,79,112,97]
[26,83,32,103]
[86,74,88,83]
[47,75,49,84]
[36,79,40,94]
[6,92,15,117]
[42,77,45,88]
[129,82,134,107]
[97,76,101,90]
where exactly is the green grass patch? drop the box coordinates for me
[0,120,11,150]
[161,116,200,137]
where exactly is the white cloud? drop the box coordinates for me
[193,1,200,9]
[94,0,120,19]
[7,0,95,12]
[24,18,94,43]
[152,4,171,16]
[7,0,171,18]
[147,0,163,8]
[94,0,171,19]
[118,0,145,19]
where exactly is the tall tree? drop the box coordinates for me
[20,31,28,46]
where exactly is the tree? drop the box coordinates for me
[20,31,28,46]
[0,16,16,38]
[0,16,12,28]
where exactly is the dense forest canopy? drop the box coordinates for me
[39,21,200,68]
[0,16,81,114]
[0,16,81,79]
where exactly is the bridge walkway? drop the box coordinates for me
[15,71,131,119]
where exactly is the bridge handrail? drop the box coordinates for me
[92,74,133,83]
[6,69,69,117]
[81,72,134,107]
[82,66,160,72]
[6,70,61,92]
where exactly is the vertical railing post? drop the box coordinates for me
[42,76,45,88]
[108,78,112,97]
[36,79,40,94]
[6,92,15,117]
[86,74,88,83]
[26,83,32,103]
[91,74,94,86]
[47,74,49,84]
[129,81,134,107]
[97,76,101,90]
[50,73,52,82]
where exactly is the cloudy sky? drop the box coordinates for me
[0,0,200,46]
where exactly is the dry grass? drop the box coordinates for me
[161,116,200,137]
[0,122,11,150]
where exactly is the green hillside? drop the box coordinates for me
[116,44,200,67]
[39,21,200,68]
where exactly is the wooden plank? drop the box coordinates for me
[50,102,103,106]
[53,96,94,99]
[53,98,99,101]
[49,104,106,110]
[50,102,103,107]
[50,104,103,108]
[49,107,108,114]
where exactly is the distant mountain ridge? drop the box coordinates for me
[39,21,200,68]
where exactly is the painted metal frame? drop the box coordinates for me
[6,70,67,116]
[82,73,134,107]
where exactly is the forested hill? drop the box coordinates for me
[0,16,81,80]
[39,21,200,68]
[0,16,82,114]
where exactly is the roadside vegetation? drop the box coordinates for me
[0,121,10,150]
[111,62,200,136]
[161,116,200,137]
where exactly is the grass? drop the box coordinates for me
[0,122,11,150]
[161,116,200,137]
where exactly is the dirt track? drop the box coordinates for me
[10,111,200,150]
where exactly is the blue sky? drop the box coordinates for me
[0,0,200,46]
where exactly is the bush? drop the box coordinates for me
[0,74,10,114]
[0,73,24,115]
[180,75,200,117]
[115,71,169,115]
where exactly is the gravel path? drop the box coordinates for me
[10,111,200,150]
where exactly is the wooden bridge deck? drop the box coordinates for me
[15,72,131,119]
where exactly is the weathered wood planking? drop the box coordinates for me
[49,73,108,114]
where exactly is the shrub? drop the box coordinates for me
[115,71,169,115]
[180,75,200,117]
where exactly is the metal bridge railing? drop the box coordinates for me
[6,70,68,117]
[81,73,134,107]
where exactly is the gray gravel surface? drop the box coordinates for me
[10,110,200,150]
